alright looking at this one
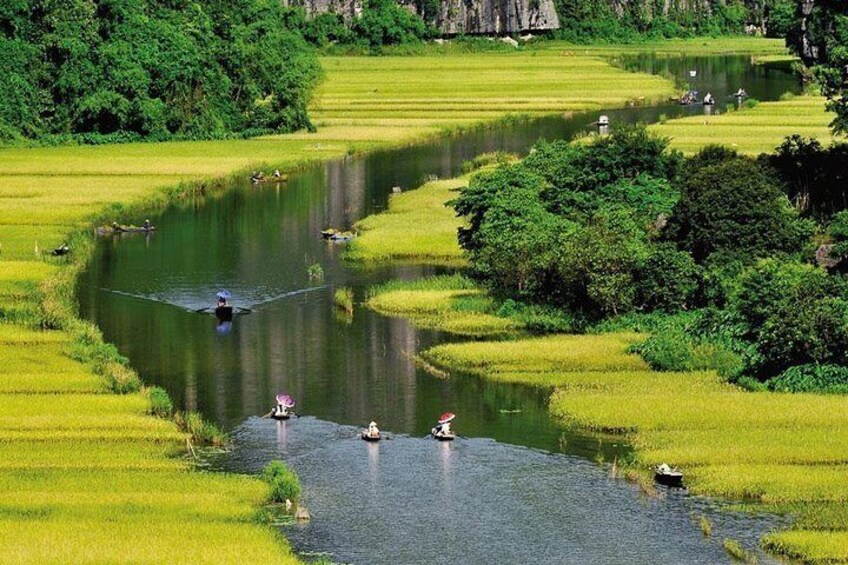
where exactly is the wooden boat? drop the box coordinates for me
[654,463,684,487]
[320,228,338,239]
[215,305,233,321]
[431,428,455,441]
[96,224,156,236]
[329,232,355,243]
[361,431,381,442]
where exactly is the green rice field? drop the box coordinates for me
[0,37,827,562]
[651,95,835,154]
[347,177,468,265]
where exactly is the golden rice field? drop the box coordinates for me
[348,176,467,265]
[0,37,820,562]
[651,95,835,155]
[422,334,848,563]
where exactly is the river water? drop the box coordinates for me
[78,55,797,564]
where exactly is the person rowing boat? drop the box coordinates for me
[361,421,381,441]
[431,412,456,441]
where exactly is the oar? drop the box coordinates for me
[260,410,273,419]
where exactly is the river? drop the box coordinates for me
[78,54,797,564]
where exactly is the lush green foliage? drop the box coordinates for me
[666,147,812,263]
[786,1,848,133]
[553,0,790,42]
[768,364,848,394]
[0,0,321,142]
[452,130,848,387]
[262,460,302,503]
[452,127,682,319]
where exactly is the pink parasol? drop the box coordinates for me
[276,394,295,408]
[438,412,455,424]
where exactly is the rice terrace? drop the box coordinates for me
[2,1,848,564]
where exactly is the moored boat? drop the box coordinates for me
[654,463,684,487]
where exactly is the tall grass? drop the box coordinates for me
[333,286,354,315]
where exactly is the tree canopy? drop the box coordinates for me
[0,0,321,142]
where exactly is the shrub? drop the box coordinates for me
[636,242,701,311]
[263,460,301,503]
[768,364,848,394]
[632,327,694,371]
[334,287,354,314]
[147,387,174,418]
[176,412,228,446]
[307,263,324,282]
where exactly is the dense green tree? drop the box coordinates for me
[635,242,702,311]
[666,151,811,263]
[0,0,321,141]
[352,0,429,47]
[524,127,679,216]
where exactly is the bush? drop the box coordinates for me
[767,364,848,394]
[334,287,354,314]
[263,460,301,503]
[147,387,174,418]
[496,300,575,333]
[632,327,694,371]
[176,412,227,446]
[636,242,701,311]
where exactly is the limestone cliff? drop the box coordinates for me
[287,0,560,34]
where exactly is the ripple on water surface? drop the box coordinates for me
[217,417,784,565]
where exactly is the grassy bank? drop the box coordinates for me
[347,177,469,265]
[366,276,521,337]
[0,41,697,562]
[422,334,848,563]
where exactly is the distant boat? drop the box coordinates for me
[361,430,381,442]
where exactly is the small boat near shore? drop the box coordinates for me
[654,463,684,487]
[96,223,156,236]
[361,430,381,442]
[320,228,355,243]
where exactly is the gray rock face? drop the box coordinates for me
[428,0,560,35]
[285,0,559,34]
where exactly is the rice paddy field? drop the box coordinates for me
[347,176,468,265]
[0,36,827,562]
[650,94,835,154]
